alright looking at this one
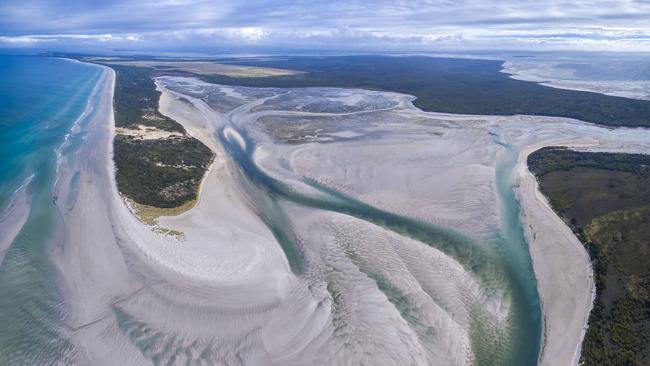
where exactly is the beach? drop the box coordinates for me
[499,118,650,365]
[145,77,650,364]
[5,65,648,364]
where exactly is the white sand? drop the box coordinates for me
[507,122,650,365]
[155,87,293,286]
[49,65,304,365]
[516,141,595,366]
[44,69,650,365]
[502,58,650,101]
[115,125,183,140]
[154,80,483,364]
[192,78,649,366]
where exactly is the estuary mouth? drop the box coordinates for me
[2,54,650,366]
[156,77,545,365]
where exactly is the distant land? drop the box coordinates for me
[86,54,650,365]
[174,55,650,128]
[65,54,650,216]
[50,54,650,130]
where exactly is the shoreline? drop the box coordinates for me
[155,77,601,365]
[109,80,215,227]
[515,141,597,366]
[124,80,293,284]
[104,72,640,365]
[44,64,649,364]
[500,59,650,102]
[517,136,650,365]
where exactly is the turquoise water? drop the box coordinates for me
[221,126,543,365]
[0,55,103,364]
[0,55,543,365]
[491,137,543,364]
[0,56,102,208]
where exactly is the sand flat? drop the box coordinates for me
[50,70,650,365]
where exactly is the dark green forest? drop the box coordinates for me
[105,63,213,208]
[199,56,650,128]
[529,147,650,365]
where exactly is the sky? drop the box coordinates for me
[2,0,650,52]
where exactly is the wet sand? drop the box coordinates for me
[155,78,650,365]
[47,70,650,365]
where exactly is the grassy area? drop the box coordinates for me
[100,62,214,209]
[528,147,650,365]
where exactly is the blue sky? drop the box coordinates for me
[2,0,650,52]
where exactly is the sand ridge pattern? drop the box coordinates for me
[36,72,650,365]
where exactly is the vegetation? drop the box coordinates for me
[49,53,650,128]
[99,62,214,210]
[528,147,650,365]
[195,56,650,128]
[110,64,184,132]
[113,135,212,208]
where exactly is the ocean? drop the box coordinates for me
[502,52,650,101]
[0,55,103,364]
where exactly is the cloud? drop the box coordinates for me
[0,36,41,45]
[1,0,650,51]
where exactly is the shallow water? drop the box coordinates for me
[220,120,542,365]
[491,135,543,364]
[501,52,650,101]
[0,55,103,364]
[1,54,620,365]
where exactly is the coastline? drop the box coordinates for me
[517,135,650,365]
[41,64,648,364]
[51,63,124,326]
[0,57,104,267]
[51,62,174,363]
[501,59,650,102]
[515,141,596,366]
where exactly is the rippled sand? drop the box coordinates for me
[48,72,650,365]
